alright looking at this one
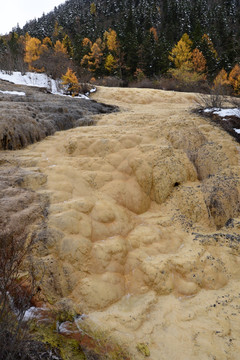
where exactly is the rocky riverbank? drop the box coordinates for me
[0,79,116,150]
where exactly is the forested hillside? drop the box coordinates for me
[0,0,240,91]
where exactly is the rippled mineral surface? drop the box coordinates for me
[3,87,240,359]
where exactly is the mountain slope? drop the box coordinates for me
[22,0,240,43]
[21,0,240,73]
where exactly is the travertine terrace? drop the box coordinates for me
[3,86,240,359]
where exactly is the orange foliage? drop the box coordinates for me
[229,64,240,95]
[213,69,230,90]
[192,48,206,73]
[82,38,92,48]
[134,68,145,81]
[54,40,67,54]
[169,34,207,85]
[150,27,158,41]
[81,42,103,72]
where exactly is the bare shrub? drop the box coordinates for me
[131,75,210,93]
[129,77,154,89]
[75,67,93,84]
[33,49,73,80]
[0,228,40,360]
[92,76,124,87]
[79,82,93,94]
[0,49,15,73]
[14,55,28,74]
[154,76,180,91]
[195,89,228,110]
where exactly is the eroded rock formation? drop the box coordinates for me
[2,86,240,359]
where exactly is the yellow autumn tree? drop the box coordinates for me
[170,63,205,85]
[81,41,103,73]
[104,29,118,52]
[103,29,120,74]
[42,37,52,48]
[169,34,207,86]
[169,33,193,69]
[54,40,67,54]
[213,69,230,90]
[229,64,240,95]
[105,54,117,72]
[90,2,96,15]
[182,33,193,48]
[61,68,80,96]
[24,35,44,71]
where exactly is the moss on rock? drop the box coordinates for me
[136,343,150,357]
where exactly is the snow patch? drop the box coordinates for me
[204,107,240,118]
[0,71,91,100]
[0,90,26,96]
[204,108,218,113]
[233,128,240,134]
[0,71,52,88]
[213,108,240,118]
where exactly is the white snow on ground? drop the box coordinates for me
[204,108,216,113]
[0,70,92,99]
[213,108,240,118]
[0,90,25,96]
[204,107,240,134]
[0,71,53,88]
[204,107,240,118]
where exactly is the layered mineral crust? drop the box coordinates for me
[2,85,240,359]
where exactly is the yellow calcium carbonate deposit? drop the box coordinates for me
[9,87,240,359]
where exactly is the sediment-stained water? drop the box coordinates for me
[5,87,240,359]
